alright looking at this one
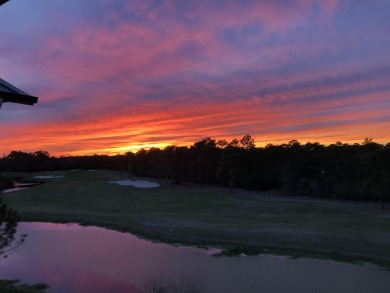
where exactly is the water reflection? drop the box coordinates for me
[0,222,389,293]
[1,254,141,293]
[143,275,205,293]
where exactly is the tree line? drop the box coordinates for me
[1,135,389,207]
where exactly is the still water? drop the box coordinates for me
[0,222,389,293]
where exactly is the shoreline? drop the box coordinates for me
[16,213,390,270]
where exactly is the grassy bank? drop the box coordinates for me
[2,170,390,269]
[0,279,48,293]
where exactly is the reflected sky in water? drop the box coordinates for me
[0,222,389,293]
[1,255,141,293]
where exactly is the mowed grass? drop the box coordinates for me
[2,170,390,268]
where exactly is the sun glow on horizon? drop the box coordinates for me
[1,1,389,156]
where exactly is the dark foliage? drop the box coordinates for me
[0,198,27,257]
[0,279,48,293]
[1,136,389,206]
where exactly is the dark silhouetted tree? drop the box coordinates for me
[0,198,26,257]
[363,146,390,208]
[240,134,255,150]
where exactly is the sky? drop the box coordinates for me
[1,0,389,156]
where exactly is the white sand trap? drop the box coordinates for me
[16,183,39,187]
[34,175,64,179]
[2,187,29,193]
[109,179,160,188]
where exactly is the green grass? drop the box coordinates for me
[2,170,390,269]
[0,279,48,293]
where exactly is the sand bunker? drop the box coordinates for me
[34,175,64,179]
[2,187,29,193]
[109,179,160,188]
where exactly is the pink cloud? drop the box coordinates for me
[1,0,389,156]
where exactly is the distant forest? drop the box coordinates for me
[1,135,389,207]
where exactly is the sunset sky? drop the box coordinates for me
[1,0,389,156]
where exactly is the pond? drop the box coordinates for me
[0,223,389,293]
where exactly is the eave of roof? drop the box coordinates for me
[0,78,38,106]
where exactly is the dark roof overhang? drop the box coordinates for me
[0,78,38,107]
[0,1,9,6]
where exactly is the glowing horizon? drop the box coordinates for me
[1,0,389,157]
